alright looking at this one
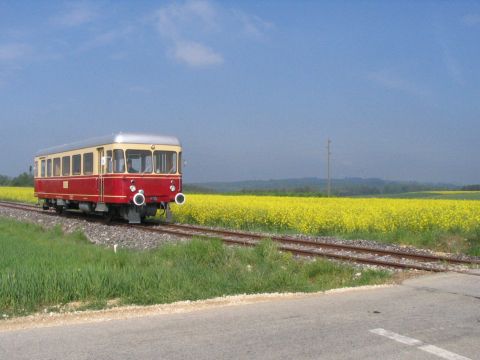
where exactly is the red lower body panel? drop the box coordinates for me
[34,174,182,204]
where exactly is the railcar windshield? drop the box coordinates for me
[153,151,177,174]
[126,150,152,173]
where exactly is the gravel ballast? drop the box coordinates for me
[0,206,189,250]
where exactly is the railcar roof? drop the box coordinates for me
[35,132,181,157]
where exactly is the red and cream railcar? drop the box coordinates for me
[34,133,185,223]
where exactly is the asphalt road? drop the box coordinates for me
[1,272,479,360]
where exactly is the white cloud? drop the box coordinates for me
[434,23,465,86]
[173,41,223,67]
[0,43,31,61]
[233,10,274,40]
[462,14,480,26]
[183,0,216,26]
[152,0,274,67]
[367,69,430,98]
[52,2,98,27]
[153,0,222,67]
[154,0,217,40]
[77,26,133,52]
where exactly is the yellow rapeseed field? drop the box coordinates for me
[0,187,36,204]
[171,194,480,235]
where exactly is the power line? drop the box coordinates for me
[327,138,332,197]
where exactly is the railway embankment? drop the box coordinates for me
[0,211,391,319]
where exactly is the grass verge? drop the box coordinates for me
[0,217,390,318]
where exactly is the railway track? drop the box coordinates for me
[1,200,480,273]
[137,223,480,272]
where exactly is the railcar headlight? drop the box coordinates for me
[170,184,176,192]
[133,192,146,206]
[129,185,136,192]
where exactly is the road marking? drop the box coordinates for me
[370,328,471,360]
[369,328,423,346]
[419,345,471,360]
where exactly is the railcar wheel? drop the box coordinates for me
[54,205,63,214]
[102,212,114,223]
[102,207,117,223]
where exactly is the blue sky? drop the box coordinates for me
[1,1,479,183]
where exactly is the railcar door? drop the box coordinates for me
[97,147,105,204]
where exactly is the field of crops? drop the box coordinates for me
[172,194,480,235]
[0,187,36,203]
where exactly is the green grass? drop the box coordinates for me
[0,218,390,318]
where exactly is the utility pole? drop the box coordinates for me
[327,138,332,197]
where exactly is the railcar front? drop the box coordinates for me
[34,133,185,223]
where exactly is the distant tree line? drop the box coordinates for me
[232,184,451,197]
[461,185,480,191]
[332,183,441,196]
[186,177,459,197]
[0,172,34,187]
[184,182,455,197]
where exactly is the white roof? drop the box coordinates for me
[35,132,181,157]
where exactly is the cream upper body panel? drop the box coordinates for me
[34,141,182,178]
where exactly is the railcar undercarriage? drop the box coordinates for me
[41,199,173,224]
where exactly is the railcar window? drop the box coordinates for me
[62,156,70,176]
[41,160,46,177]
[153,151,177,174]
[34,161,38,178]
[83,153,93,175]
[47,159,52,177]
[106,150,113,173]
[53,158,61,177]
[113,149,125,173]
[72,155,81,175]
[126,150,152,173]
